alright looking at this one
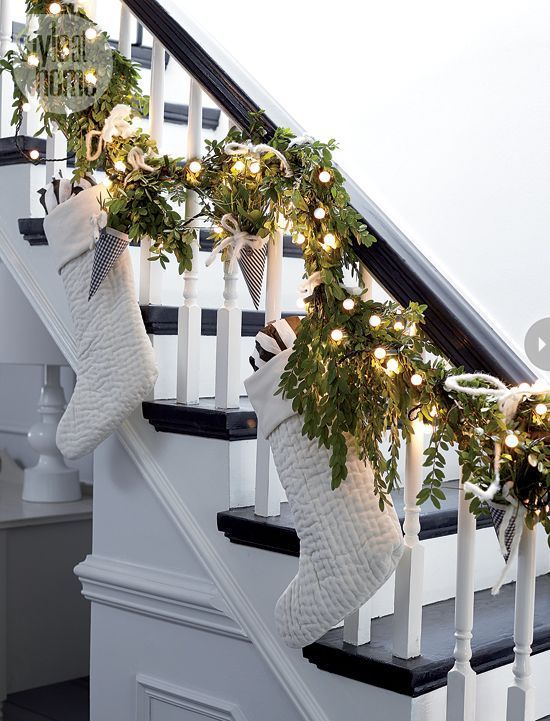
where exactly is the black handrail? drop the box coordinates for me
[124,0,535,384]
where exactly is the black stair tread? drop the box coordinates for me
[303,573,550,697]
[5,677,89,721]
[140,305,303,336]
[17,219,303,258]
[142,397,257,440]
[217,481,493,555]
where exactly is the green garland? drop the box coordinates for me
[1,2,548,536]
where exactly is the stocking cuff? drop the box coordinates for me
[244,348,296,439]
[44,184,108,273]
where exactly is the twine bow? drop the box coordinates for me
[224,141,293,178]
[444,373,550,501]
[85,104,136,162]
[89,210,108,247]
[205,214,267,274]
[126,147,156,173]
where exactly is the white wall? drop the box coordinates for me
[163,0,550,378]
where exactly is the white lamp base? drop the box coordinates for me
[22,365,81,503]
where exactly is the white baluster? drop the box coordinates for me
[45,125,67,181]
[176,78,202,405]
[139,37,164,305]
[118,3,132,58]
[446,474,477,721]
[215,261,241,409]
[23,365,81,503]
[0,0,13,138]
[506,525,537,721]
[344,600,372,645]
[393,416,425,658]
[360,262,374,301]
[254,226,283,518]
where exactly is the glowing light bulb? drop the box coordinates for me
[411,373,423,386]
[394,320,405,331]
[114,160,126,172]
[342,298,355,311]
[29,149,40,160]
[27,54,39,67]
[48,2,62,14]
[504,433,519,449]
[369,315,381,328]
[386,358,399,373]
[232,160,245,173]
[535,403,547,416]
[313,207,326,220]
[331,329,344,342]
[84,70,97,85]
[296,297,306,309]
[85,27,98,40]
[249,160,261,174]
[188,160,202,174]
[518,382,530,391]
[374,347,386,360]
[294,233,305,245]
[430,405,438,417]
[61,45,70,57]
[103,177,112,189]
[213,225,223,235]
[21,102,30,112]
[323,233,337,249]
[318,170,331,183]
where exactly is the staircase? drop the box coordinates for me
[0,1,548,721]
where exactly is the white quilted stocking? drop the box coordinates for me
[246,347,404,649]
[44,184,158,459]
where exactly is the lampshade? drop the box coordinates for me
[0,261,67,365]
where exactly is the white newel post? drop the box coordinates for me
[215,260,241,409]
[139,37,165,306]
[176,78,202,405]
[506,525,537,721]
[446,474,477,721]
[118,3,132,58]
[23,365,81,503]
[254,227,283,517]
[0,0,13,138]
[393,416,425,658]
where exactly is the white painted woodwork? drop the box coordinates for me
[446,477,477,721]
[215,261,241,409]
[118,3,132,58]
[0,0,13,138]
[176,78,202,405]
[254,227,283,517]
[360,262,374,301]
[393,417,425,658]
[138,38,165,306]
[23,365,81,503]
[343,600,372,646]
[45,128,68,182]
[506,526,537,721]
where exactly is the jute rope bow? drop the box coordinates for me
[85,104,136,162]
[126,147,156,173]
[205,214,267,274]
[444,373,549,501]
[224,141,293,178]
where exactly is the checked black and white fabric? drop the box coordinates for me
[88,227,129,301]
[489,504,520,563]
[238,243,267,310]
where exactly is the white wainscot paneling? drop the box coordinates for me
[137,676,248,721]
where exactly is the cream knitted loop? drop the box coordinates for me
[224,140,293,178]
